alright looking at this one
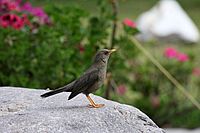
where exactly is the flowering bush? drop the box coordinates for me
[21,2,50,24]
[0,2,88,88]
[0,0,50,30]
[132,45,200,127]
[162,47,194,84]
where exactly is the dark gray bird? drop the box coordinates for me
[41,49,116,108]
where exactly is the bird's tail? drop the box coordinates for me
[41,82,74,98]
[41,88,65,98]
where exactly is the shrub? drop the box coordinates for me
[0,1,90,88]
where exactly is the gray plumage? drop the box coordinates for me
[41,49,115,102]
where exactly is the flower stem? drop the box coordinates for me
[105,0,118,99]
[110,0,118,49]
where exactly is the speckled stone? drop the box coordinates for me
[0,87,165,133]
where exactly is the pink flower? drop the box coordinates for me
[0,0,20,12]
[11,15,23,29]
[123,18,136,28]
[117,84,127,95]
[164,47,189,62]
[0,19,9,27]
[0,13,28,30]
[164,47,177,58]
[21,14,30,25]
[192,67,200,76]
[21,2,50,24]
[7,14,23,30]
[176,52,189,62]
[0,14,10,27]
[20,1,32,11]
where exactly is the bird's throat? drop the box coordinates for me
[100,58,106,63]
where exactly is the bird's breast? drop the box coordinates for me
[83,66,107,94]
[98,66,107,84]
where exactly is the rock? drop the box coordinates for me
[0,87,165,133]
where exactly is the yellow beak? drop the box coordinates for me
[109,49,117,54]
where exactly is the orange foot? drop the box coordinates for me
[86,95,105,108]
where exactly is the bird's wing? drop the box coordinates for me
[68,69,99,100]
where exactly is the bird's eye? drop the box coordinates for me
[104,51,109,55]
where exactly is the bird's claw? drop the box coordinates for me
[88,104,105,108]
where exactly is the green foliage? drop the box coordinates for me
[0,5,89,88]
[0,2,138,90]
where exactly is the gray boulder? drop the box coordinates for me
[0,87,165,133]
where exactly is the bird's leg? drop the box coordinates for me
[86,95,104,108]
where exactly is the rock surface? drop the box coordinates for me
[0,87,165,133]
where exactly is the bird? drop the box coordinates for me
[41,49,116,108]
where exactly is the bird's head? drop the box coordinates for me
[94,49,116,64]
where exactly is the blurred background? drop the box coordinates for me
[0,0,200,132]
